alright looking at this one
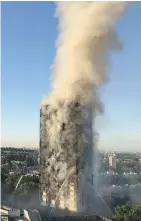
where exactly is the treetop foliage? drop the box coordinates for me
[112,203,141,221]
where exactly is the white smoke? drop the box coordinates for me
[41,3,128,200]
[42,0,128,172]
[42,1,128,110]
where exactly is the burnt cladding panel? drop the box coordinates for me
[40,105,49,200]
[83,108,93,169]
[40,101,94,212]
[77,108,94,212]
[40,102,81,206]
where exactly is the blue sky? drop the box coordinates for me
[1,2,141,151]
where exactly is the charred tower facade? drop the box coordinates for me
[40,100,95,213]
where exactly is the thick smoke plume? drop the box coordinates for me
[42,1,128,109]
[40,2,128,209]
[41,1,128,155]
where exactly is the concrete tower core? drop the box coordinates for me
[40,100,94,213]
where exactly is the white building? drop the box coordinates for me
[109,152,116,170]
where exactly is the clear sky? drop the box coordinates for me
[1,2,141,151]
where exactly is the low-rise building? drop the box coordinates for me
[0,206,20,217]
[0,206,42,221]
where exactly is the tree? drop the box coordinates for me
[112,203,141,221]
[1,169,15,201]
[1,168,8,184]
[5,172,21,192]
[16,181,39,195]
[25,155,35,167]
[15,175,39,196]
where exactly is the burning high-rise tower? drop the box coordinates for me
[40,100,94,212]
[39,1,128,215]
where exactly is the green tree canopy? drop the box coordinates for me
[5,172,21,191]
[16,181,39,195]
[1,168,8,184]
[15,175,39,196]
[112,203,141,221]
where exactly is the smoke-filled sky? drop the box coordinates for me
[1,2,141,151]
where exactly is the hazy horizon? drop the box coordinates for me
[1,2,141,151]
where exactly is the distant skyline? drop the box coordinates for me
[1,2,141,151]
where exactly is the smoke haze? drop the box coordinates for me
[42,1,128,110]
[41,2,128,170]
